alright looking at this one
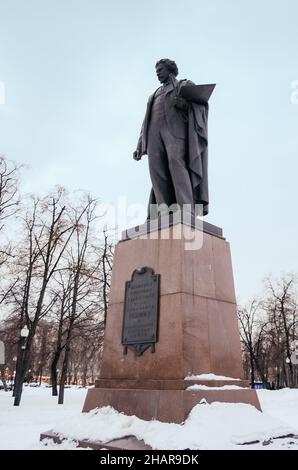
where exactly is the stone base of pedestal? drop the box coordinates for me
[82,385,261,423]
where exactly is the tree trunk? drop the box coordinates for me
[82,362,88,387]
[39,365,43,386]
[50,351,61,396]
[282,362,288,387]
[13,356,27,405]
[288,361,294,388]
[250,353,255,388]
[58,347,69,404]
[276,369,280,389]
[13,334,33,405]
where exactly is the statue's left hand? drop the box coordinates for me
[173,96,189,111]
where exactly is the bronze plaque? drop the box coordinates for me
[122,267,160,356]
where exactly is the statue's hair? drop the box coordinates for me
[155,59,178,77]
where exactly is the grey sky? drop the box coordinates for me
[0,0,298,301]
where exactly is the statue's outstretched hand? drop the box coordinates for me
[133,150,142,161]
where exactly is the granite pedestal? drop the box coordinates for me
[83,220,261,422]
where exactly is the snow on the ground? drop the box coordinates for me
[1,386,298,450]
[0,386,86,450]
[258,388,298,430]
[185,373,241,381]
[50,401,295,450]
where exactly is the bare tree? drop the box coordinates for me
[98,228,113,328]
[7,188,89,405]
[49,270,72,396]
[57,196,104,404]
[49,224,112,399]
[264,275,297,388]
[238,299,268,387]
[239,274,298,389]
[0,155,21,234]
[0,156,22,309]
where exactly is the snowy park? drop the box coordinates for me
[0,386,298,450]
[1,0,298,458]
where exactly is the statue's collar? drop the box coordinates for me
[157,77,178,95]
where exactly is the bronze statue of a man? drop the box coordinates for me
[133,59,209,218]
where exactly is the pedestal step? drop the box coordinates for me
[83,387,261,423]
[40,430,151,450]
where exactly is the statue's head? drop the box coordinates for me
[155,59,178,84]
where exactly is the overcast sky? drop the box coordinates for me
[0,0,298,302]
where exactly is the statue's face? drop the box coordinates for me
[156,63,171,84]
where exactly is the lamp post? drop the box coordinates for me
[285,357,293,388]
[20,326,29,348]
[14,325,29,406]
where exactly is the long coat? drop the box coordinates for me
[137,79,209,216]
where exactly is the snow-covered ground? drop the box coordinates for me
[0,386,298,450]
[0,386,87,450]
